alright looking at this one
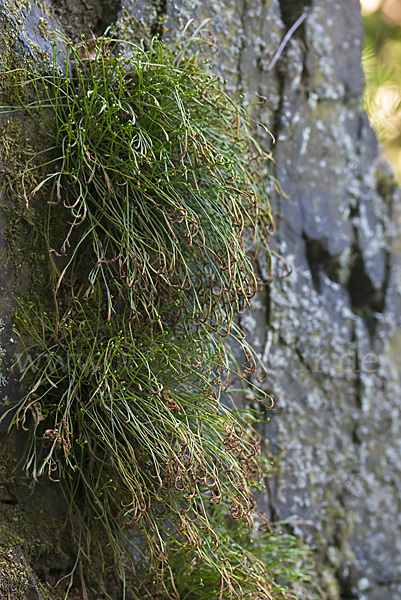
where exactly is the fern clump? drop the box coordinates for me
[1,24,312,600]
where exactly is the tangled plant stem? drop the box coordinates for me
[1,23,313,600]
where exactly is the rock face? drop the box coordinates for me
[1,0,400,599]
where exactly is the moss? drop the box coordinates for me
[0,435,63,599]
[319,567,341,600]
[0,119,48,283]
[0,435,17,501]
[33,0,56,20]
[375,166,398,200]
[0,433,118,599]
[0,0,62,70]
[0,0,49,65]
[0,549,36,600]
[37,18,56,42]
[2,204,47,282]
[0,507,66,600]
[117,9,151,45]
[2,0,32,23]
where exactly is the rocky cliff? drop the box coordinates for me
[1,1,400,599]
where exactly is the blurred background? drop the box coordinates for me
[362,0,401,181]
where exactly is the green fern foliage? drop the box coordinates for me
[1,24,313,600]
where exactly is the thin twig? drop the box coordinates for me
[266,12,308,71]
[79,559,88,600]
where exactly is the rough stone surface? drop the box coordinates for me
[0,0,400,599]
[0,0,61,432]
